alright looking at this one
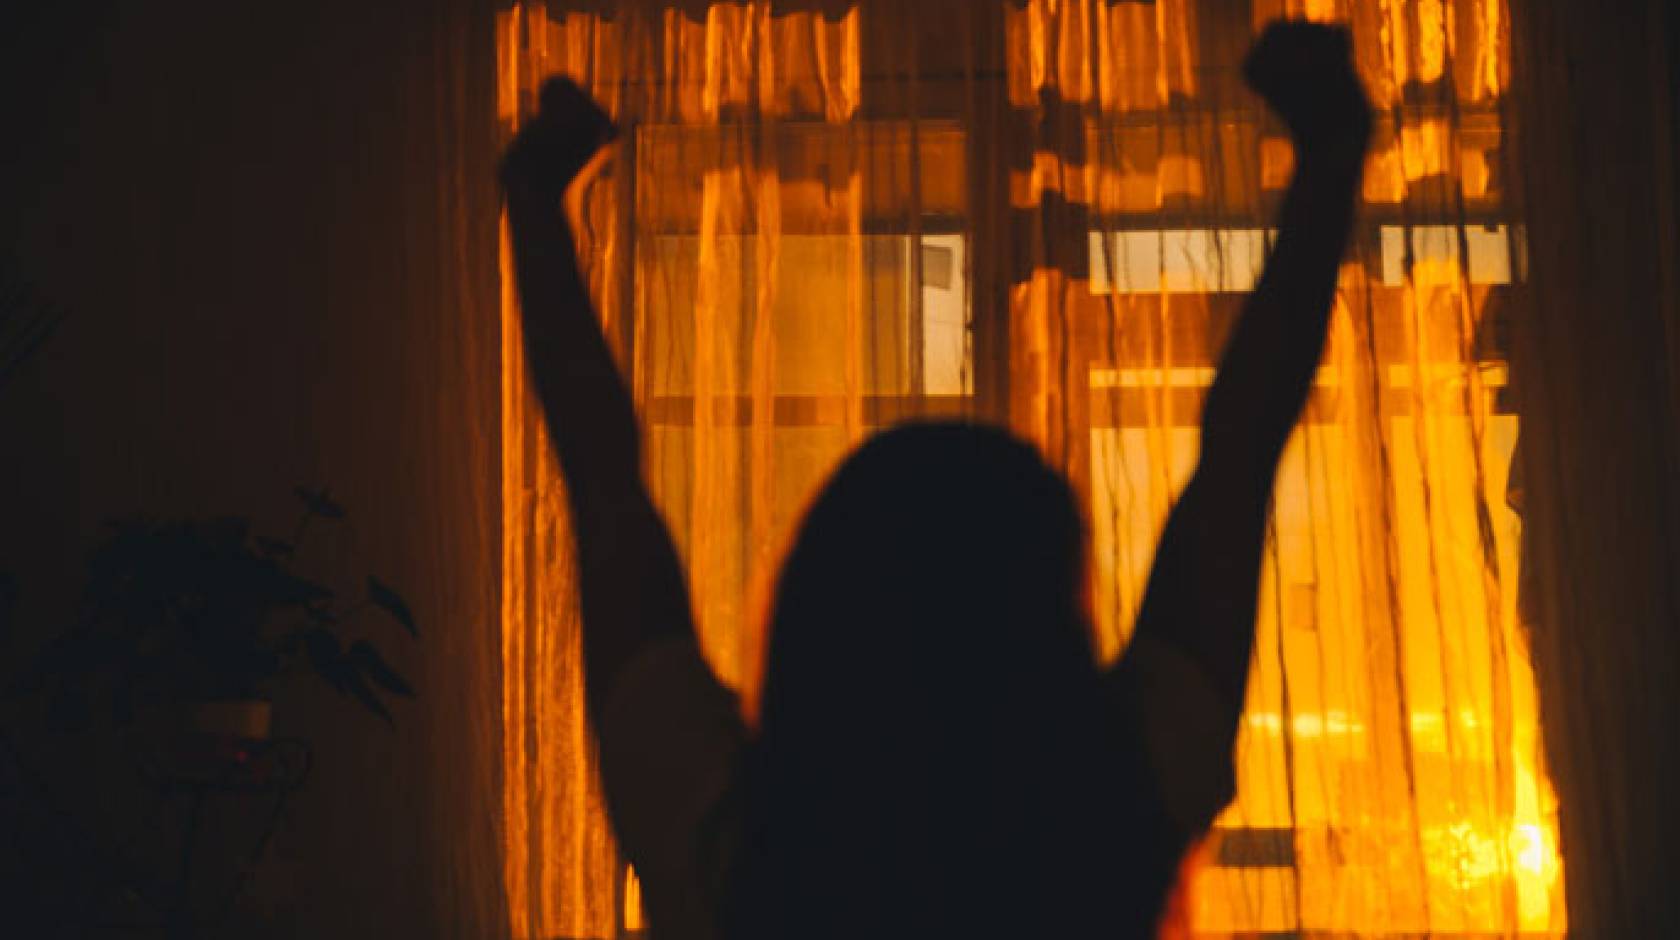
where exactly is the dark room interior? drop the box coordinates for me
[3,2,1679,938]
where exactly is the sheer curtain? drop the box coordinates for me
[496,1,1563,936]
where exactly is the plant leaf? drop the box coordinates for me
[293,486,345,520]
[301,629,347,692]
[340,667,394,725]
[366,577,417,637]
[347,640,415,697]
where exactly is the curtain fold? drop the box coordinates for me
[1509,2,1680,935]
[497,2,1563,936]
[499,6,876,935]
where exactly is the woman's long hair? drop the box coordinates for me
[730,422,1140,938]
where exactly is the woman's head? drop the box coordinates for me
[758,421,1093,717]
[735,422,1116,936]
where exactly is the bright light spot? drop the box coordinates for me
[1509,820,1562,888]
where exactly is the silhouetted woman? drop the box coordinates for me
[499,21,1372,939]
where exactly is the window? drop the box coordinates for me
[498,2,1563,936]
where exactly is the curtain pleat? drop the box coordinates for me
[1508,2,1680,935]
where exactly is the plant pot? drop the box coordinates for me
[132,699,275,780]
[188,699,273,741]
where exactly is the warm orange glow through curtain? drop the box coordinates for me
[497,1,1562,936]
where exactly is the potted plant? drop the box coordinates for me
[35,487,417,749]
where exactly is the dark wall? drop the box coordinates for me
[9,2,1678,937]
[2,2,508,936]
